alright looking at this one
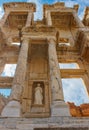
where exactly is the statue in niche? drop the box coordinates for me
[34,83,43,105]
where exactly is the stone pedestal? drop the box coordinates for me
[1,101,21,117]
[51,101,70,116]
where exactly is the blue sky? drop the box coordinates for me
[0,0,89,19]
[0,0,89,105]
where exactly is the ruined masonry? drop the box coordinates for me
[0,2,89,130]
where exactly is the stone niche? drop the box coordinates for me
[22,42,50,117]
[32,81,45,105]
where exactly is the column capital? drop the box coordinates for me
[47,37,56,45]
[22,38,30,43]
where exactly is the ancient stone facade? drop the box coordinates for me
[0,2,89,130]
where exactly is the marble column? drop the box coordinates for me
[1,38,29,117]
[25,12,33,27]
[10,38,29,101]
[0,11,10,27]
[48,38,70,116]
[47,11,52,26]
[48,38,64,101]
[72,11,85,28]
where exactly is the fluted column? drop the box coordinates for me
[47,11,52,26]
[10,38,29,101]
[25,12,33,27]
[72,11,85,28]
[48,38,64,101]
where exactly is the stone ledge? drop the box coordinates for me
[0,117,89,130]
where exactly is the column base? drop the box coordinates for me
[1,100,21,117]
[51,101,71,117]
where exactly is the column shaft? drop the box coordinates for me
[47,11,52,26]
[0,11,10,27]
[72,11,85,28]
[25,12,33,27]
[10,39,29,101]
[48,38,64,101]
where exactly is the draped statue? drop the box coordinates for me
[34,83,43,105]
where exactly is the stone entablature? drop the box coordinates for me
[3,2,36,12]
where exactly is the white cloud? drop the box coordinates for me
[59,63,79,69]
[0,6,4,19]
[65,0,78,7]
[1,64,17,77]
[62,78,89,106]
[27,0,43,20]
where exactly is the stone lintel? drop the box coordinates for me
[22,26,56,33]
[0,77,13,88]
[60,69,87,78]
